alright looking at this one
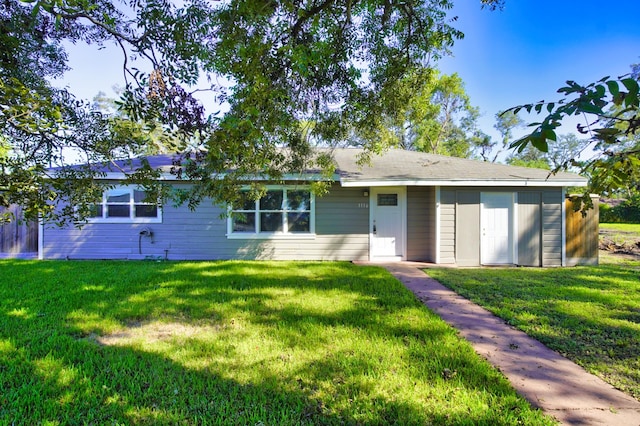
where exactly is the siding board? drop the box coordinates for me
[439,190,456,264]
[542,190,563,266]
[407,186,435,261]
[43,184,370,261]
[517,192,542,266]
[455,191,480,266]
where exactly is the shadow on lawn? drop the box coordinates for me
[0,260,543,424]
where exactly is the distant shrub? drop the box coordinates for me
[600,196,640,223]
[599,203,617,223]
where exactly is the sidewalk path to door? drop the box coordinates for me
[376,261,640,426]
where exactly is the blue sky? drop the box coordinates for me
[59,0,640,153]
[439,0,640,144]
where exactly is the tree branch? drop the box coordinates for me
[291,0,336,41]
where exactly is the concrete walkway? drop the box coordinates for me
[377,261,640,426]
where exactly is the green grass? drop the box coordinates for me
[0,260,553,425]
[600,223,640,234]
[426,258,640,401]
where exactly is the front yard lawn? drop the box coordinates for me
[427,258,640,401]
[0,260,553,425]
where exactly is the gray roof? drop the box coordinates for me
[74,148,587,187]
[330,148,587,187]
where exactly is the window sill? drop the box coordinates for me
[85,218,163,224]
[226,233,317,240]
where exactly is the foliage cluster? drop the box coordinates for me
[0,260,553,425]
[2,0,635,224]
[508,73,640,208]
[600,196,640,223]
[3,0,495,224]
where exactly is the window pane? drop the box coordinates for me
[260,212,283,232]
[133,190,149,203]
[107,204,130,217]
[287,191,310,211]
[107,189,130,203]
[232,213,256,232]
[288,212,310,233]
[135,205,158,218]
[88,204,103,218]
[377,194,398,206]
[260,191,283,210]
[235,195,256,211]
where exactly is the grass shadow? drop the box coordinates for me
[0,260,554,424]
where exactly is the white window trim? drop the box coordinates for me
[87,185,163,223]
[226,186,316,240]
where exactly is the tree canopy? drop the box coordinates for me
[3,0,513,224]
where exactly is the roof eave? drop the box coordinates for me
[95,172,335,182]
[339,179,588,188]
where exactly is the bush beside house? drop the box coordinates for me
[600,196,640,223]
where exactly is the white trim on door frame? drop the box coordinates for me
[480,192,515,265]
[369,186,407,261]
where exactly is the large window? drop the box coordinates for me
[88,186,162,223]
[228,187,315,238]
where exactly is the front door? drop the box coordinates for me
[370,187,405,260]
[481,192,513,265]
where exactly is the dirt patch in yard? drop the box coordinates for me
[599,228,640,260]
[86,321,231,346]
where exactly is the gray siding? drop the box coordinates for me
[42,184,369,261]
[425,187,437,262]
[437,187,564,267]
[407,186,435,262]
[439,189,456,264]
[455,191,480,267]
[517,192,542,266]
[542,190,563,266]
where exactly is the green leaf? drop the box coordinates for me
[546,102,555,113]
[542,127,556,142]
[606,80,620,97]
[624,92,639,108]
[576,102,603,115]
[531,137,549,153]
[621,77,639,95]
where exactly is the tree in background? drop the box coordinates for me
[506,134,587,170]
[380,69,480,158]
[474,110,524,163]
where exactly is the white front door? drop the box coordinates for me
[481,192,514,265]
[370,187,406,260]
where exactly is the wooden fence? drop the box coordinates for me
[565,195,599,266]
[0,205,38,258]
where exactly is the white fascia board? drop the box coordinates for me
[339,179,588,188]
[97,172,333,182]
